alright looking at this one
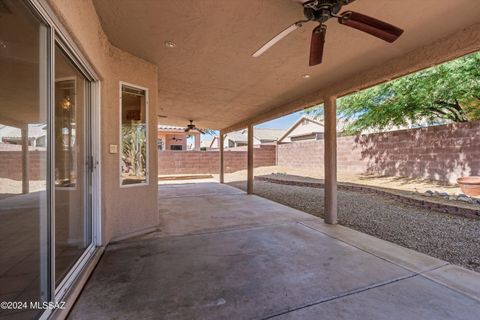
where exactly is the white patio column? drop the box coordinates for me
[324,96,337,224]
[219,132,225,184]
[247,124,254,194]
[21,125,29,194]
[194,132,201,151]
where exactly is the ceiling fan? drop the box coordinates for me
[184,120,205,134]
[169,135,183,142]
[252,0,404,66]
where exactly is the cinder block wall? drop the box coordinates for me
[278,121,480,184]
[0,151,46,180]
[158,145,276,174]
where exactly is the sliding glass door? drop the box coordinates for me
[0,1,97,319]
[54,45,93,288]
[0,2,48,319]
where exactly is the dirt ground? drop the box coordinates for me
[0,178,46,200]
[219,166,463,195]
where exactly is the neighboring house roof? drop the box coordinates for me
[278,116,324,143]
[0,124,46,140]
[158,124,187,133]
[253,128,285,142]
[226,128,285,144]
[226,131,248,143]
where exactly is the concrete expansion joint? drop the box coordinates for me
[297,221,433,274]
[158,192,246,199]
[297,221,480,303]
[261,273,418,320]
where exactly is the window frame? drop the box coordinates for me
[21,1,103,319]
[119,81,149,188]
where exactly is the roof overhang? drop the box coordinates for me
[92,0,480,133]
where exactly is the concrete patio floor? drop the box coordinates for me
[68,182,480,319]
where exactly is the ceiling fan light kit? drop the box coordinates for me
[184,120,205,135]
[252,0,404,66]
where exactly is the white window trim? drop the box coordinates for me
[119,81,150,188]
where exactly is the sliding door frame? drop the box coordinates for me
[25,1,102,319]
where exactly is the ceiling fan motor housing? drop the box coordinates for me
[303,0,344,23]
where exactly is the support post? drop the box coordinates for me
[219,132,225,184]
[247,125,254,194]
[324,96,337,224]
[194,133,201,151]
[21,125,29,194]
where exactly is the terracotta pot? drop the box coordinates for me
[457,176,480,197]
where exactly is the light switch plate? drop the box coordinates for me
[109,144,118,154]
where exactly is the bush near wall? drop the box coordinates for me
[278,121,480,184]
[158,145,276,175]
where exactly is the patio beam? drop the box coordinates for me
[324,96,337,224]
[219,132,224,184]
[21,125,29,194]
[247,125,254,195]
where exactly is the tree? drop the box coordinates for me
[305,52,480,135]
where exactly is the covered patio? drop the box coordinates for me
[1,0,480,319]
[68,182,480,319]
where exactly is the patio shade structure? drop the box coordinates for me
[128,0,480,222]
[1,0,480,318]
[94,0,480,222]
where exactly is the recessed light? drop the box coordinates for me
[0,41,7,48]
[302,74,311,79]
[164,41,176,48]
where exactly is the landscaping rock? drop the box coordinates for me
[424,190,434,197]
[436,192,449,198]
[457,196,474,204]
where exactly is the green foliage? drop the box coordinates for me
[306,52,480,135]
[122,123,147,178]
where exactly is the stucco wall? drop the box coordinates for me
[48,0,158,243]
[158,145,276,174]
[278,121,480,184]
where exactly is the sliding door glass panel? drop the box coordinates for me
[54,45,91,285]
[120,85,147,185]
[0,1,47,319]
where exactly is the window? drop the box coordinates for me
[120,84,148,186]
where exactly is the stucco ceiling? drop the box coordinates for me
[92,0,480,130]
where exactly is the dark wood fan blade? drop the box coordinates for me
[309,25,326,66]
[339,11,404,43]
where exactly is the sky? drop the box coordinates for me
[201,110,304,142]
[256,111,303,130]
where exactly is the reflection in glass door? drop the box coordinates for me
[0,2,48,319]
[54,45,92,286]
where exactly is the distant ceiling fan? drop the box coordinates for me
[252,0,404,66]
[169,135,183,142]
[184,120,205,134]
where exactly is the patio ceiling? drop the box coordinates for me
[92,0,480,131]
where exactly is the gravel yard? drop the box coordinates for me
[228,180,480,273]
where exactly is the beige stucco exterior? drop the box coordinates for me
[43,0,480,243]
[47,0,159,244]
